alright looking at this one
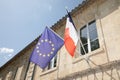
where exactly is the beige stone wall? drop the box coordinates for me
[35,0,120,79]
[0,0,120,80]
[98,0,120,61]
[0,42,36,80]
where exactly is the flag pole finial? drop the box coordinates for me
[65,6,69,13]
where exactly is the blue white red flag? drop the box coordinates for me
[64,12,78,57]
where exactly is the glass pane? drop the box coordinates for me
[89,30,98,41]
[54,57,57,67]
[88,21,96,31]
[81,26,87,34]
[80,26,87,44]
[91,39,100,51]
[81,44,88,55]
[81,36,87,44]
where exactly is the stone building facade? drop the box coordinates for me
[0,0,120,80]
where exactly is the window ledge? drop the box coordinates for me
[73,47,105,64]
[40,67,57,76]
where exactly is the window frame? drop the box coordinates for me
[47,55,57,70]
[80,20,100,55]
[43,55,57,71]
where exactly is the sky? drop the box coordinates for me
[0,0,83,67]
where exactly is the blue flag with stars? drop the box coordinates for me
[30,27,64,69]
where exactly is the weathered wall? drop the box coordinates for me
[36,0,120,79]
[0,0,120,80]
[0,40,37,80]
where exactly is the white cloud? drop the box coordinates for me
[0,47,14,54]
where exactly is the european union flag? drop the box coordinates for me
[30,27,64,69]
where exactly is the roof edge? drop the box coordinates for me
[0,0,94,70]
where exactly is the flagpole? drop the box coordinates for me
[47,26,63,79]
[65,8,87,57]
[76,15,100,80]
[65,8,98,79]
[65,7,69,14]
[47,26,64,41]
[78,27,99,80]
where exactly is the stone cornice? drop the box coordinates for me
[58,60,120,80]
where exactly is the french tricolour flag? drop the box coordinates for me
[64,13,78,57]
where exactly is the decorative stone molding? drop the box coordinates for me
[58,60,120,80]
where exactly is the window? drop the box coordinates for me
[43,55,57,71]
[47,56,57,70]
[80,20,99,55]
